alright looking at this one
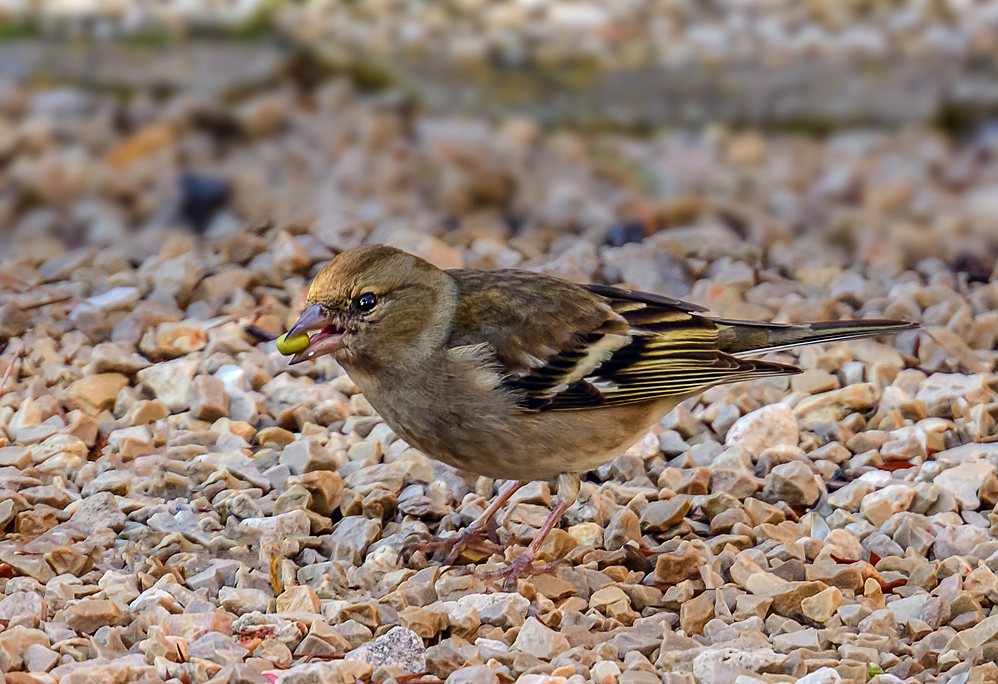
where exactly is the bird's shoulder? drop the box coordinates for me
[446,269,625,375]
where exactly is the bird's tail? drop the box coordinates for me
[713,318,919,357]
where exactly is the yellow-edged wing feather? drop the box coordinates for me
[447,273,912,413]
[505,286,800,411]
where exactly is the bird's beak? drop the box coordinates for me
[287,304,346,364]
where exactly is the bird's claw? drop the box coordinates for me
[475,557,568,592]
[398,529,502,566]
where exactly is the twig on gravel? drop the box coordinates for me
[204,305,267,331]
[245,325,278,343]
[19,294,76,311]
[0,339,24,397]
[0,272,32,292]
[293,654,344,663]
[921,327,990,375]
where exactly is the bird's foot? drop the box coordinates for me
[475,555,567,592]
[398,527,502,566]
[475,495,573,591]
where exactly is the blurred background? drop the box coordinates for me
[1,0,997,371]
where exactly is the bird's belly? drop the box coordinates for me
[382,397,681,482]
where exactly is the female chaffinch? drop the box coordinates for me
[284,244,915,587]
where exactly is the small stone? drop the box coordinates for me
[0,591,47,628]
[935,524,990,559]
[188,375,230,422]
[794,667,842,684]
[762,461,821,506]
[828,480,873,512]
[331,621,373,651]
[139,320,207,359]
[140,625,184,663]
[163,613,234,641]
[0,446,33,469]
[383,228,462,270]
[0,500,18,529]
[254,639,293,668]
[280,437,339,474]
[237,93,289,137]
[680,591,714,635]
[860,484,914,526]
[296,633,348,658]
[151,251,203,303]
[279,660,374,684]
[935,460,996,510]
[604,507,640,551]
[258,427,296,448]
[692,648,786,684]
[791,368,839,395]
[748,578,827,617]
[858,608,897,636]
[640,497,692,532]
[69,492,126,532]
[345,626,426,674]
[136,358,198,412]
[457,592,528,630]
[294,470,344,516]
[64,600,121,633]
[241,510,312,541]
[125,400,170,426]
[591,661,622,682]
[15,507,58,536]
[445,664,500,684]
[69,373,128,414]
[589,585,633,618]
[945,614,998,655]
[272,231,312,273]
[274,483,312,514]
[39,246,97,281]
[772,627,820,652]
[512,617,570,660]
[0,303,28,341]
[916,374,990,417]
[0,626,50,671]
[398,605,446,639]
[794,384,876,428]
[602,242,692,299]
[276,586,320,613]
[0,548,55,583]
[800,586,842,624]
[219,587,273,614]
[725,404,799,457]
[22,643,59,672]
[328,515,382,564]
[654,540,705,584]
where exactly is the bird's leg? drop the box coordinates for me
[400,480,526,565]
[479,473,581,591]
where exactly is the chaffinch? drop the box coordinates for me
[284,244,916,586]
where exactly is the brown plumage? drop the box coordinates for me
[285,244,917,585]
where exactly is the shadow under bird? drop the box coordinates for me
[280,244,917,588]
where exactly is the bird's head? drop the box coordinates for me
[285,244,455,369]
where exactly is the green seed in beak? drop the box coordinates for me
[276,332,310,356]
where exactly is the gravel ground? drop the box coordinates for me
[10,0,998,68]
[0,74,997,684]
[9,5,998,130]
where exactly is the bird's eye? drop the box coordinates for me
[354,292,377,313]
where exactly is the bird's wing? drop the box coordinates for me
[447,272,799,411]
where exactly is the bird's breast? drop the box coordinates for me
[342,356,683,482]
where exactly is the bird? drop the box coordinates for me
[282,243,917,588]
